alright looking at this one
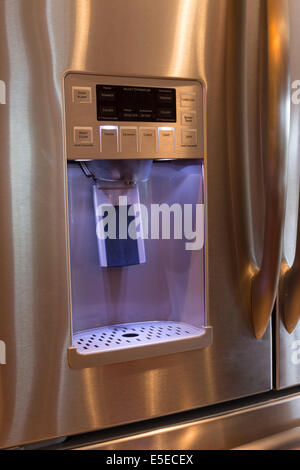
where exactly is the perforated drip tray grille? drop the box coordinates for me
[73,321,203,354]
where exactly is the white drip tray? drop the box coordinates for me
[69,321,213,369]
[74,321,202,353]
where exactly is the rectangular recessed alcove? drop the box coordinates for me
[67,159,212,368]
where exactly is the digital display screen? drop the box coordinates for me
[96,85,176,122]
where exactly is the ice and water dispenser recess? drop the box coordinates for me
[64,74,212,368]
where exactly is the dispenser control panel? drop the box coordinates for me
[64,73,205,160]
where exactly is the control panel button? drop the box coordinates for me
[72,87,92,104]
[140,128,157,153]
[120,127,138,153]
[100,126,118,153]
[181,129,197,147]
[181,111,196,127]
[73,127,93,146]
[180,93,196,108]
[158,128,175,153]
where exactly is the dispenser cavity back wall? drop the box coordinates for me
[65,74,211,369]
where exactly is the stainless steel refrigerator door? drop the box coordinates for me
[276,0,300,390]
[0,0,278,448]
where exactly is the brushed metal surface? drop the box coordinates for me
[234,427,300,450]
[64,391,300,450]
[276,0,300,389]
[0,0,274,449]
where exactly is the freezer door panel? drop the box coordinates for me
[277,0,300,389]
[0,0,273,448]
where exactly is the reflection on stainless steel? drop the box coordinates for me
[234,427,300,450]
[281,210,300,333]
[72,0,91,70]
[62,391,300,450]
[0,0,287,449]
[169,0,199,76]
[279,9,300,334]
[276,0,300,390]
[251,0,290,339]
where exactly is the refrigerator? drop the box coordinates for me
[0,0,298,450]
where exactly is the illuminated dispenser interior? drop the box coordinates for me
[65,74,212,368]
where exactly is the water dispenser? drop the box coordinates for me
[64,74,212,368]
